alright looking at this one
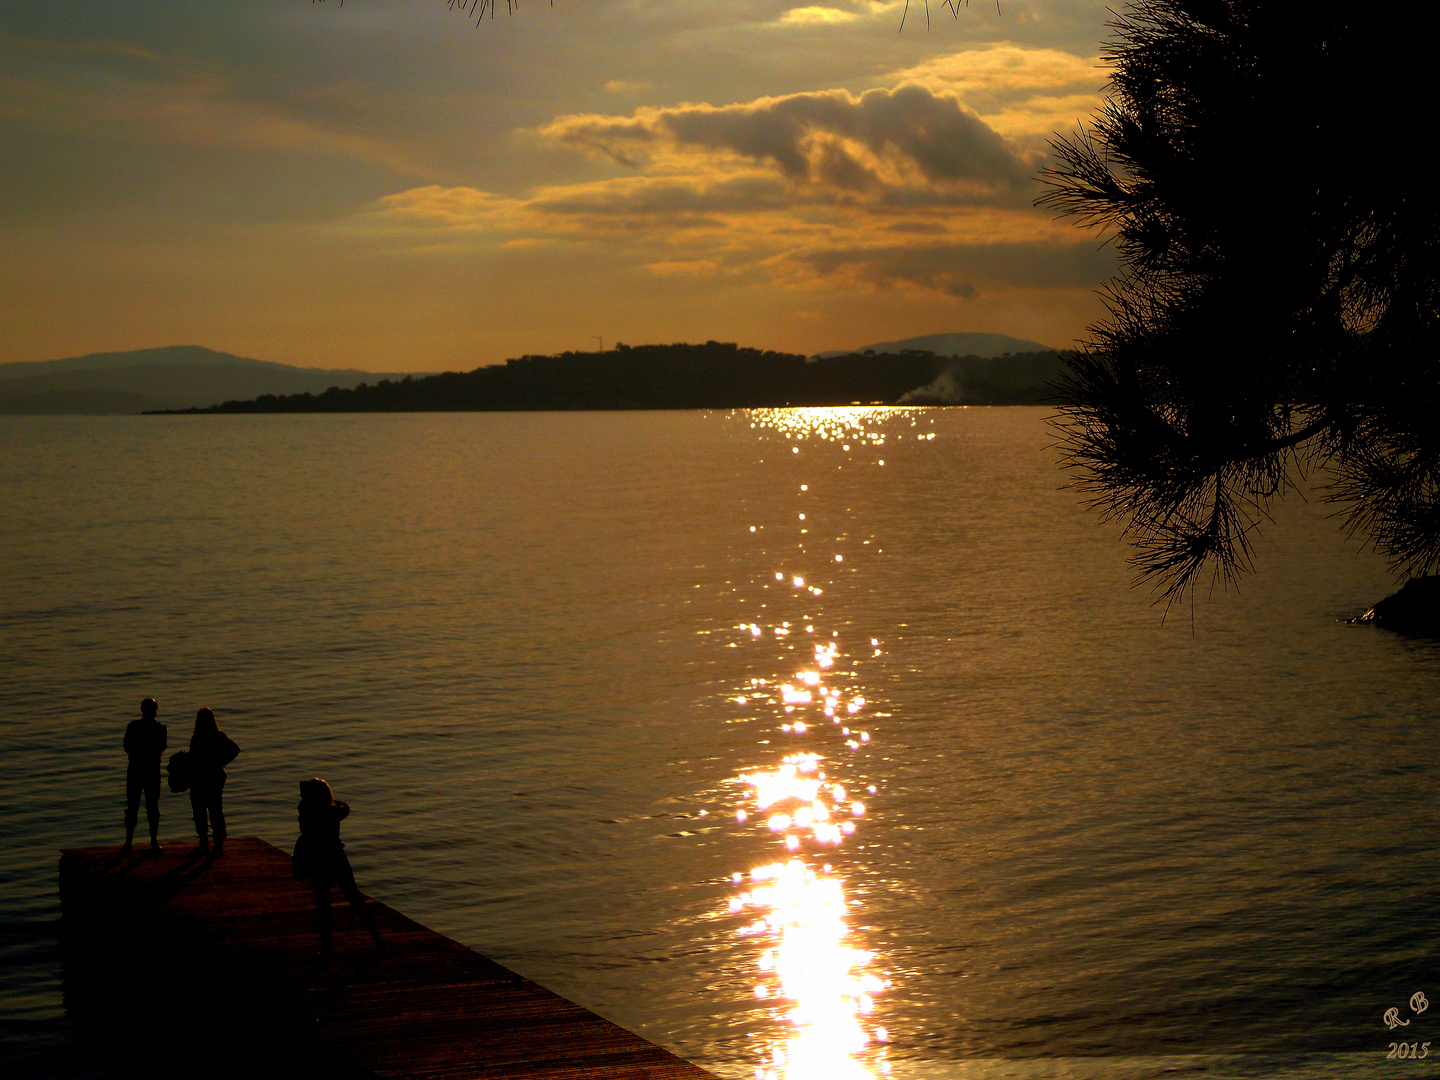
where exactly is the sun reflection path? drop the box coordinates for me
[732,755,887,1077]
[723,407,932,1080]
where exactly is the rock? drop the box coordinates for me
[1351,576,1440,632]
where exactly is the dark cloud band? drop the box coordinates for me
[545,83,1032,200]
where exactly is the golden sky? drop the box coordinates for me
[0,1,1115,371]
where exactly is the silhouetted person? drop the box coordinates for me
[122,698,167,852]
[189,708,238,857]
[296,778,381,957]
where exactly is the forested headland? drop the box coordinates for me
[168,342,1067,413]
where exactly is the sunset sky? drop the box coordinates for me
[0,0,1115,371]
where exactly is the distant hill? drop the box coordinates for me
[175,341,1069,413]
[0,346,421,414]
[816,332,1059,359]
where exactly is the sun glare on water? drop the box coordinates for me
[733,755,888,1080]
[717,408,933,1080]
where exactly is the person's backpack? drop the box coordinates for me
[166,750,191,793]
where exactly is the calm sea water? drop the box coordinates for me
[1,409,1437,1080]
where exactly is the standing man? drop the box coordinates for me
[123,698,168,852]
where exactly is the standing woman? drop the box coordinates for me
[296,778,381,957]
[189,708,239,857]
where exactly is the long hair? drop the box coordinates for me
[190,707,221,750]
[299,777,335,808]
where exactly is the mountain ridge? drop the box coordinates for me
[0,346,422,414]
[175,341,1068,413]
[816,332,1059,359]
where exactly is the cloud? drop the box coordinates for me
[0,29,160,63]
[642,259,722,277]
[777,7,864,25]
[371,185,527,231]
[355,175,1106,299]
[349,58,1113,300]
[0,31,425,176]
[541,84,1034,200]
[893,43,1107,143]
[795,239,1115,295]
[530,173,797,221]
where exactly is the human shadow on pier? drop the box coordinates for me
[60,837,719,1080]
[69,841,217,913]
[59,840,373,1080]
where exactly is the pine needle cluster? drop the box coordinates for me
[1040,0,1440,603]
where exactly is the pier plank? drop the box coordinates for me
[60,837,719,1080]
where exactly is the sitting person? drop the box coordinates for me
[295,778,381,957]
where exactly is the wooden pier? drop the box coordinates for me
[60,837,721,1080]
